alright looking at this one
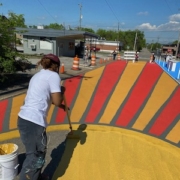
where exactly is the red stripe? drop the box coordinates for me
[149,87,180,136]
[55,75,83,123]
[116,63,162,127]
[0,100,8,131]
[85,61,127,123]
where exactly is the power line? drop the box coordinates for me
[36,0,58,23]
[163,0,173,13]
[104,0,119,22]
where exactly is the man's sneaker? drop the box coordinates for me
[38,174,49,180]
[25,156,45,173]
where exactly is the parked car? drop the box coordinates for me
[90,46,100,52]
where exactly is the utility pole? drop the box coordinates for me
[78,4,82,30]
[117,22,120,52]
[175,8,180,59]
[63,22,65,35]
[133,31,137,51]
[151,40,154,51]
[175,31,180,58]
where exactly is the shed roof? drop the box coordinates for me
[16,28,99,39]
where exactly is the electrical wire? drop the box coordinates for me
[163,0,174,13]
[36,0,58,23]
[104,0,119,22]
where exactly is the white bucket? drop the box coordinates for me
[0,143,19,180]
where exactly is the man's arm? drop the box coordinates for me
[51,86,66,109]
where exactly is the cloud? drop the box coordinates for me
[169,14,180,21]
[157,21,180,31]
[137,13,180,31]
[137,23,157,30]
[137,11,148,16]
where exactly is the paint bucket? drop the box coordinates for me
[0,143,19,180]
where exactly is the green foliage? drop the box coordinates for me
[80,27,95,33]
[172,40,178,44]
[96,29,146,51]
[0,16,16,72]
[96,29,118,41]
[8,12,27,28]
[146,42,162,52]
[28,25,37,29]
[0,12,27,81]
[44,23,64,30]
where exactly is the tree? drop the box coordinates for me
[28,25,37,29]
[0,16,16,73]
[96,29,117,41]
[96,29,146,51]
[44,23,64,30]
[80,27,95,33]
[0,11,27,81]
[172,40,178,44]
[8,11,27,28]
[96,29,107,39]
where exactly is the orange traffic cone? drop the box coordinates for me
[99,58,103,64]
[72,55,80,70]
[91,54,96,66]
[60,62,65,73]
[117,54,121,60]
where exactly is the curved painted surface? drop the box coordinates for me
[1,61,179,147]
[0,60,180,179]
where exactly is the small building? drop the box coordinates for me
[85,40,123,53]
[162,44,180,56]
[16,28,99,57]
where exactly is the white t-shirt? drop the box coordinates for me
[18,69,61,127]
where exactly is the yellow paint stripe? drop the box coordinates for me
[132,72,177,131]
[70,67,105,122]
[0,130,20,141]
[9,94,26,130]
[166,120,180,144]
[47,105,55,124]
[99,62,145,124]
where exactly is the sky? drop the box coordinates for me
[0,0,180,44]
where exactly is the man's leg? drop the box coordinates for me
[18,117,47,180]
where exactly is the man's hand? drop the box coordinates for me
[61,86,66,94]
[59,104,70,111]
